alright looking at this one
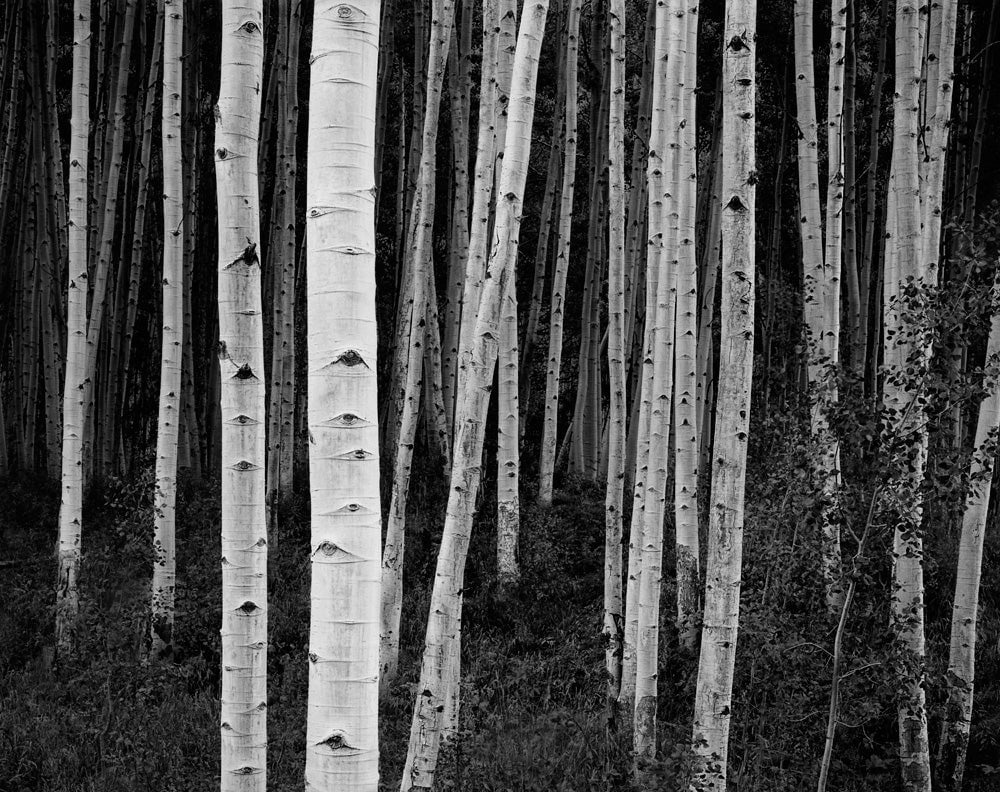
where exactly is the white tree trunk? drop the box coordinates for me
[55,0,91,656]
[304,2,382,790]
[634,0,682,761]
[604,0,626,702]
[688,0,756,785]
[938,266,1000,792]
[884,1,932,788]
[151,0,183,659]
[401,4,549,786]
[216,2,267,788]
[673,0,700,651]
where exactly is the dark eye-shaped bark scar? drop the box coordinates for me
[229,414,259,426]
[319,731,358,753]
[239,20,260,35]
[324,412,373,428]
[237,601,261,615]
[333,448,375,462]
[231,460,260,472]
[233,363,257,380]
[335,4,366,23]
[226,240,259,269]
[334,349,368,368]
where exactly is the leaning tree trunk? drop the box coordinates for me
[55,0,91,658]
[400,4,549,787]
[304,4,382,789]
[150,0,183,660]
[937,265,1000,792]
[537,0,581,505]
[215,2,267,788]
[688,0,756,785]
[379,0,453,688]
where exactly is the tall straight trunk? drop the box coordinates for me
[494,0,522,581]
[401,5,549,787]
[620,0,663,709]
[794,0,843,612]
[883,1,931,788]
[936,266,1000,792]
[688,0,756,785]
[55,0,92,657]
[151,0,183,660]
[538,0,581,505]
[215,3,267,788]
[633,0,682,761]
[380,0,454,686]
[604,0,626,702]
[497,265,521,584]
[304,3,382,788]
[673,0,700,651]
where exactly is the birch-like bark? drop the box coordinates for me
[151,0,183,660]
[936,266,1000,792]
[537,0,581,505]
[401,5,549,786]
[689,0,755,785]
[604,0,626,702]
[55,0,91,657]
[634,0,681,760]
[674,0,700,651]
[215,3,267,788]
[304,3,382,790]
[883,2,931,788]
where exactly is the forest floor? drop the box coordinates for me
[2,423,1000,791]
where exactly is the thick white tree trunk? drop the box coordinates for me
[55,0,91,656]
[604,0,626,701]
[537,0,581,505]
[635,0,683,761]
[688,0,756,785]
[151,0,183,659]
[401,4,549,787]
[304,3,382,790]
[673,0,700,650]
[215,3,267,788]
[884,1,932,789]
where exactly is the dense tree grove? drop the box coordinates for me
[3,0,1000,790]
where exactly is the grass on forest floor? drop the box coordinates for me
[1,468,999,791]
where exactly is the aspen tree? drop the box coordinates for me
[689,0,756,785]
[793,0,844,613]
[380,0,453,687]
[620,0,664,709]
[215,2,267,787]
[495,0,521,582]
[673,0,700,650]
[304,2,382,789]
[55,0,91,655]
[603,0,626,701]
[455,0,498,411]
[538,0,581,506]
[937,265,1000,792]
[150,0,183,659]
[883,0,931,787]
[402,5,549,786]
[634,0,681,760]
